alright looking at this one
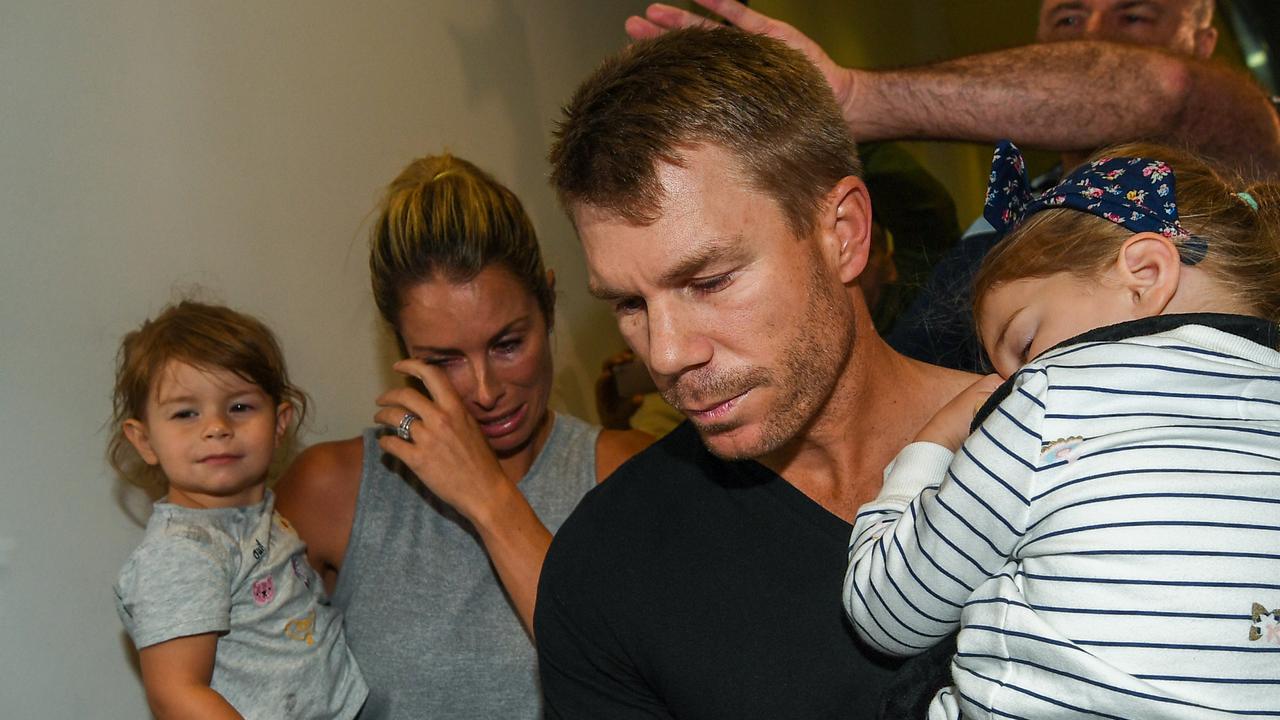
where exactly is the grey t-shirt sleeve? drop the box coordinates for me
[115,532,233,649]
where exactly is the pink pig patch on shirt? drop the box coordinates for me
[252,576,276,606]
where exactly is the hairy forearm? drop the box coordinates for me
[468,483,553,638]
[846,41,1280,178]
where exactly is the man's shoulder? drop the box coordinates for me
[542,422,754,584]
[606,420,707,478]
[559,423,713,534]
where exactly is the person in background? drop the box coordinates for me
[846,140,1280,719]
[627,0,1280,370]
[274,154,649,720]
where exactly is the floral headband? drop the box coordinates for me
[983,140,1207,265]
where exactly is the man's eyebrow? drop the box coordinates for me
[588,281,623,301]
[587,236,748,301]
[656,236,747,287]
[1046,1,1086,14]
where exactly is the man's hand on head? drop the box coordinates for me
[623,1,856,114]
[624,1,1280,179]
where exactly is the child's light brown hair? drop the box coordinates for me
[108,301,308,492]
[975,142,1280,323]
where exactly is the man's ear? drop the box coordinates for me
[823,176,873,285]
[1114,232,1181,317]
[1193,26,1218,59]
[274,402,295,446]
[122,419,160,466]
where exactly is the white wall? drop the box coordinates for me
[0,1,635,715]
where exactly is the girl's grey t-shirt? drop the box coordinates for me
[334,413,599,719]
[115,492,367,719]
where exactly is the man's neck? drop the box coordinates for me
[760,310,977,522]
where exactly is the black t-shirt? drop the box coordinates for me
[534,423,909,719]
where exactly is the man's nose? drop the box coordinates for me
[644,301,712,380]
[1079,13,1106,40]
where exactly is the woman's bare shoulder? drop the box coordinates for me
[277,436,365,500]
[594,428,655,483]
[274,436,365,576]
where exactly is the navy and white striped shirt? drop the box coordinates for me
[845,317,1280,719]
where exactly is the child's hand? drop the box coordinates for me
[914,374,1003,452]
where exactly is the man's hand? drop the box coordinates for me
[624,1,855,112]
[624,2,1280,177]
[914,374,1003,452]
[595,350,646,430]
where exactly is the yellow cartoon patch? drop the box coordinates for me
[284,608,316,645]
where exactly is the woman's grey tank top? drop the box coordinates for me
[332,413,599,720]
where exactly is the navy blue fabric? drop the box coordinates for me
[985,140,1207,264]
[885,226,1001,372]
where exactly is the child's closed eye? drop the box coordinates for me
[1019,337,1033,363]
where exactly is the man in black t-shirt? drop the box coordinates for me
[536,27,975,719]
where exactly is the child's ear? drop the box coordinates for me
[1114,232,1181,317]
[274,402,295,445]
[121,420,160,466]
[825,175,873,285]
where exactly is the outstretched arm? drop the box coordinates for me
[845,41,1280,177]
[628,0,1280,178]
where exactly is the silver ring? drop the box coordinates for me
[396,412,419,441]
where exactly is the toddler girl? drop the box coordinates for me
[844,141,1280,719]
[111,301,366,719]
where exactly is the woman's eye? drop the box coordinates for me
[422,356,460,367]
[494,337,524,355]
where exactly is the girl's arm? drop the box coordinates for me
[843,371,1047,656]
[138,633,243,719]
